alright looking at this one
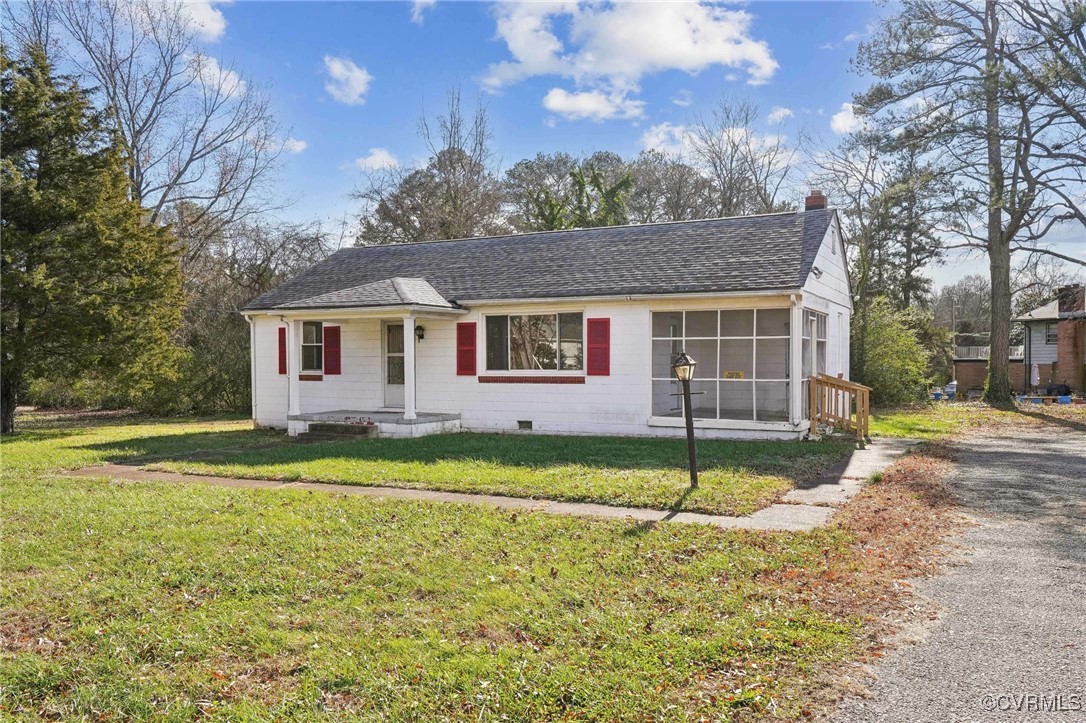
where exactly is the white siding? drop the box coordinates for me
[250,294,806,439]
[800,215,852,379]
[251,316,385,428]
[251,316,287,428]
[416,301,648,436]
[299,319,384,414]
[1027,322,1059,364]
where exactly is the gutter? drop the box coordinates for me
[454,288,804,307]
[241,304,469,318]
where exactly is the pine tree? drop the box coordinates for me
[1,44,182,433]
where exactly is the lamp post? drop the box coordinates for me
[671,351,698,489]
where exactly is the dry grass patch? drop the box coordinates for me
[764,441,963,719]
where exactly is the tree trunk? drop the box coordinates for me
[982,0,1015,408]
[1,371,17,435]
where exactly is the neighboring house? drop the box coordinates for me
[242,192,851,439]
[953,284,1086,394]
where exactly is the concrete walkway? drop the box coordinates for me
[64,438,915,532]
[833,427,1086,723]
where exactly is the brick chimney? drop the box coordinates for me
[1056,284,1085,315]
[804,189,827,211]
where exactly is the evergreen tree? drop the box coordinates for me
[1,44,182,433]
[532,164,635,231]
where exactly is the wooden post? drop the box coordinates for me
[809,376,817,436]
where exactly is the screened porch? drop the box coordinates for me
[650,308,828,424]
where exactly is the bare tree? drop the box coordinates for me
[813,132,893,381]
[1001,1,1086,178]
[41,0,284,259]
[2,0,57,53]
[627,149,712,224]
[688,98,805,216]
[354,89,505,245]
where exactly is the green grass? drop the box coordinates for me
[143,432,854,517]
[871,401,1086,439]
[1,416,866,720]
[0,415,279,479]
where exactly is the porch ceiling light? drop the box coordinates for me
[671,351,696,381]
[414,325,426,341]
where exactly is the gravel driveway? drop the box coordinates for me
[833,425,1086,723]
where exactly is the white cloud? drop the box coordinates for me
[284,138,308,154]
[820,26,871,51]
[639,122,693,156]
[672,89,693,107]
[542,87,645,121]
[831,103,863,134]
[767,106,794,124]
[354,147,398,170]
[410,0,436,24]
[181,0,229,42]
[323,55,373,106]
[190,54,246,98]
[483,1,777,120]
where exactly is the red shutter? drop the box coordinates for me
[277,327,287,375]
[324,325,341,375]
[586,318,610,376]
[456,322,477,376]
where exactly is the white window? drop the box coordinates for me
[802,310,827,377]
[301,321,323,371]
[485,313,583,371]
[1046,322,1058,345]
[650,309,791,422]
[801,310,828,418]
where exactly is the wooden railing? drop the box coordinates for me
[809,374,871,441]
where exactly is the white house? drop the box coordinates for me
[242,192,851,439]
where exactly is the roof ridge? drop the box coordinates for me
[344,209,810,251]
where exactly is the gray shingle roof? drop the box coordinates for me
[1014,300,1060,322]
[244,209,835,311]
[276,277,454,310]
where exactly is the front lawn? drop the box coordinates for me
[144,431,854,516]
[0,415,958,720]
[871,401,1086,439]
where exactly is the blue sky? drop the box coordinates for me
[189,0,1081,288]
[212,2,875,214]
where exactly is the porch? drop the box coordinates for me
[251,276,469,436]
[287,410,462,438]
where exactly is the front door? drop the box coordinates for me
[384,323,405,408]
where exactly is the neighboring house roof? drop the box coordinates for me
[244,209,835,311]
[1014,300,1060,322]
[275,277,455,310]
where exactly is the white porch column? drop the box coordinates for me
[403,316,417,420]
[789,296,804,425]
[287,319,301,417]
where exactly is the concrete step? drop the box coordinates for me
[304,422,378,438]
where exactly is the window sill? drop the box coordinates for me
[299,373,323,381]
[479,375,586,384]
[647,416,798,431]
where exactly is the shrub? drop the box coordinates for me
[853,297,931,406]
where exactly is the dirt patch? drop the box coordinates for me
[0,610,71,656]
